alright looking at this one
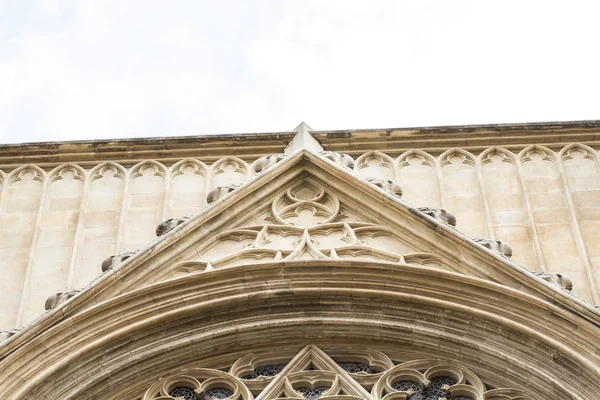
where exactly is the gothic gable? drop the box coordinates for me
[33,148,589,318]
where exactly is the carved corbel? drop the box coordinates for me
[156,216,191,237]
[45,289,81,311]
[319,151,355,169]
[101,251,137,272]
[207,183,243,204]
[0,328,20,343]
[253,154,287,173]
[366,177,403,198]
[472,238,512,258]
[417,207,457,227]
[533,271,573,292]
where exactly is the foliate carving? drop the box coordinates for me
[319,151,355,170]
[533,272,573,292]
[417,207,457,227]
[207,183,243,204]
[0,328,20,343]
[472,238,512,258]
[101,251,137,272]
[365,178,403,198]
[45,289,81,311]
[156,216,192,237]
[253,154,287,174]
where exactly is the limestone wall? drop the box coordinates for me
[0,141,599,330]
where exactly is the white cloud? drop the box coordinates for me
[0,0,599,144]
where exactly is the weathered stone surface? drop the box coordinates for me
[472,238,513,258]
[365,177,403,198]
[319,151,355,169]
[417,207,457,227]
[101,251,137,272]
[206,183,243,204]
[533,271,573,292]
[0,328,19,343]
[253,154,287,173]
[156,216,191,237]
[44,289,81,311]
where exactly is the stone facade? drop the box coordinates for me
[0,122,599,399]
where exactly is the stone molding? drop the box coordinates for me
[0,261,598,399]
[143,344,536,400]
[0,147,599,399]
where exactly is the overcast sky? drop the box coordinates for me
[0,1,599,144]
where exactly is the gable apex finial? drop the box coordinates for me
[285,121,323,154]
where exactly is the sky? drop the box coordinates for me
[0,1,599,144]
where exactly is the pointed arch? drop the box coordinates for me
[0,165,46,329]
[558,143,600,302]
[19,163,88,325]
[559,142,599,162]
[167,159,209,217]
[517,144,592,298]
[396,149,440,208]
[129,159,168,178]
[437,148,486,237]
[354,151,397,181]
[210,156,250,189]
[72,161,127,288]
[47,163,86,183]
[478,146,518,165]
[88,161,127,181]
[478,147,537,270]
[121,160,168,252]
[7,164,46,184]
[518,144,557,164]
[438,148,477,167]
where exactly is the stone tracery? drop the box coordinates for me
[143,346,535,400]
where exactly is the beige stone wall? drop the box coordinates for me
[0,141,599,330]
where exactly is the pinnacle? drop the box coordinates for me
[285,121,323,153]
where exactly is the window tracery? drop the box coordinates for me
[143,346,536,400]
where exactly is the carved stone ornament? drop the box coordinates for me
[365,177,403,198]
[319,150,355,169]
[472,238,513,258]
[101,251,137,272]
[45,289,81,311]
[143,345,535,400]
[156,215,191,237]
[0,328,20,343]
[207,183,243,204]
[417,207,457,227]
[533,271,573,292]
[253,153,287,174]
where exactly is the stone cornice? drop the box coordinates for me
[1,120,600,169]
[313,120,600,156]
[0,131,297,169]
